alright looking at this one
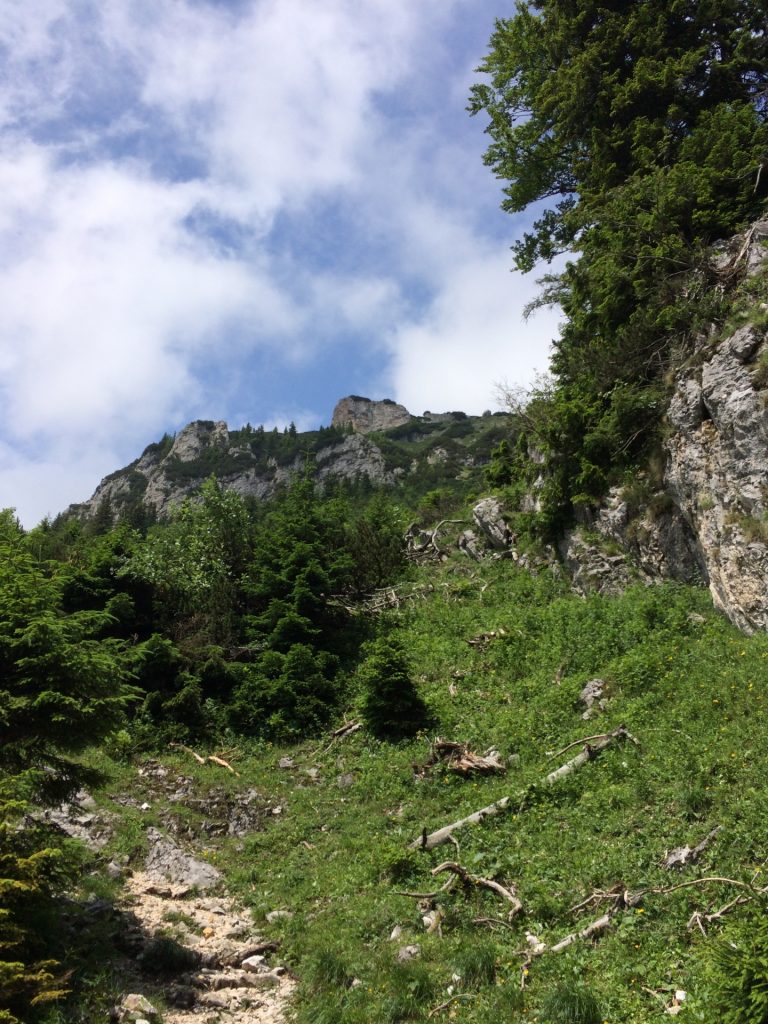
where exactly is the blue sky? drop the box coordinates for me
[0,0,561,526]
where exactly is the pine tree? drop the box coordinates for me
[470,0,768,524]
[359,634,430,740]
[0,510,137,1021]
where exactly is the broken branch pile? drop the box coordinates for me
[416,739,506,779]
[410,726,637,850]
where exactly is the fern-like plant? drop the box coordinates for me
[708,901,768,1023]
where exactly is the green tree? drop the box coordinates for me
[358,634,430,740]
[346,494,408,596]
[232,478,355,738]
[122,477,253,642]
[471,0,768,272]
[470,0,768,524]
[243,477,353,655]
[0,510,136,1021]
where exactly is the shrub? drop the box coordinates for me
[358,635,430,740]
[539,983,602,1024]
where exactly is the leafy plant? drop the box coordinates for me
[539,983,602,1024]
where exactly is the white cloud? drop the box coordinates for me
[0,145,300,441]
[0,0,557,525]
[0,438,125,526]
[387,244,561,415]
[102,0,456,216]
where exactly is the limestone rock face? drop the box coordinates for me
[170,420,229,462]
[570,320,768,628]
[572,486,704,593]
[315,433,391,487]
[564,221,768,631]
[72,418,396,521]
[665,322,768,632]
[559,527,636,597]
[331,396,411,433]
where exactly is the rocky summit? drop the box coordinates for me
[67,400,509,523]
[330,396,412,433]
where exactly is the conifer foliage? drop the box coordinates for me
[471,0,768,526]
[359,633,430,740]
[0,510,136,1022]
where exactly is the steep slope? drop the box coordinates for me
[66,401,512,523]
[556,221,768,632]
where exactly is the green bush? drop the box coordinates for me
[706,902,768,1023]
[358,634,430,740]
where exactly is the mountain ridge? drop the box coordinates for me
[67,398,510,523]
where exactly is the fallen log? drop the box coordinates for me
[331,720,362,740]
[431,861,522,919]
[543,726,638,786]
[410,725,636,850]
[411,796,513,851]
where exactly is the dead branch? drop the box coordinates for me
[568,883,626,915]
[314,719,363,756]
[428,994,474,1017]
[548,731,624,760]
[473,916,518,931]
[417,738,506,778]
[521,888,642,981]
[663,827,722,870]
[395,876,458,900]
[331,720,362,739]
[170,743,240,775]
[207,754,240,777]
[651,875,755,897]
[405,520,469,563]
[410,725,636,850]
[170,742,206,765]
[716,225,757,283]
[431,861,522,919]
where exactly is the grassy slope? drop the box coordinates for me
[67,557,768,1022]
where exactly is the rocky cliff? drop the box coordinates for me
[70,401,510,523]
[557,221,768,632]
[73,420,394,521]
[331,396,411,433]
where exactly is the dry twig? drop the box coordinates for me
[431,861,523,919]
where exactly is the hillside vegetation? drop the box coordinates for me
[4,2,768,1021]
[5,486,768,1022]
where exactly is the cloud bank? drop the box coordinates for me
[0,0,558,525]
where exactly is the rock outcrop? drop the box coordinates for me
[69,402,506,525]
[560,221,768,631]
[72,419,398,521]
[665,321,768,632]
[331,395,412,433]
